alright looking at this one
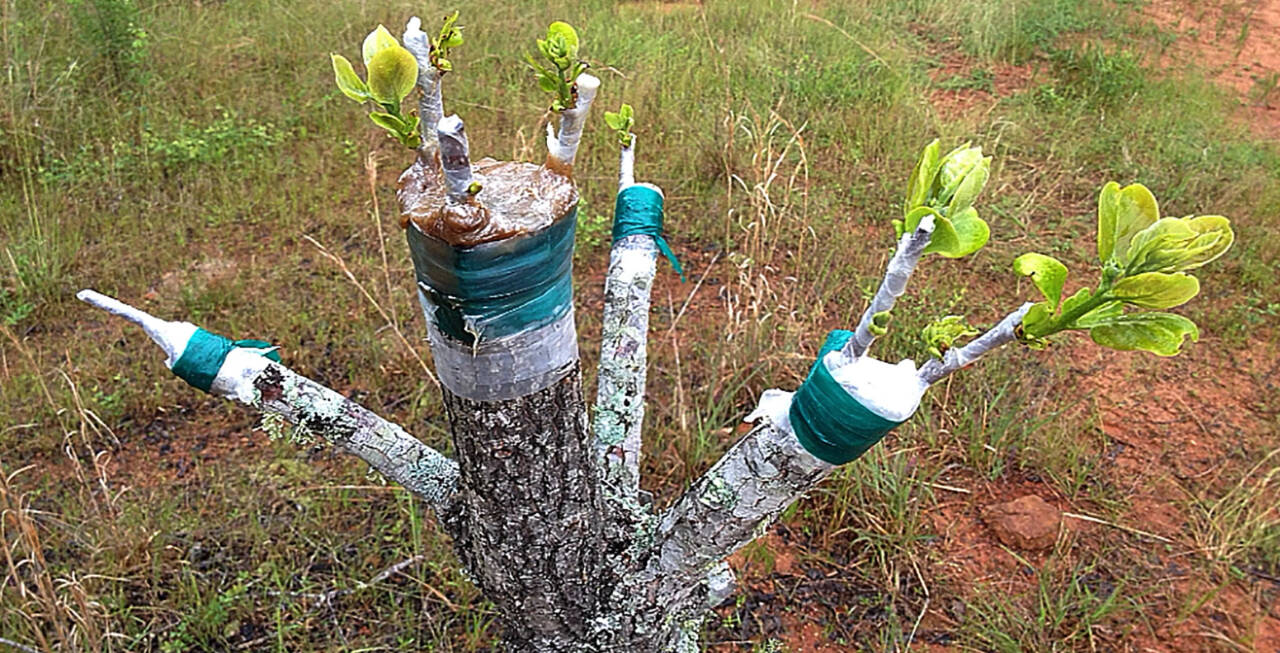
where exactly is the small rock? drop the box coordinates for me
[982,495,1061,550]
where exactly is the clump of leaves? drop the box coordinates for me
[1015,182,1234,355]
[895,140,993,258]
[526,22,588,112]
[331,25,421,149]
[430,11,463,72]
[603,103,635,147]
[922,315,979,358]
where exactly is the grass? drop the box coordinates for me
[2,0,1278,650]
[956,546,1146,651]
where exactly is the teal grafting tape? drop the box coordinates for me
[788,330,904,465]
[171,329,280,392]
[612,185,685,281]
[407,208,578,345]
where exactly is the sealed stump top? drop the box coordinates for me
[398,157,579,247]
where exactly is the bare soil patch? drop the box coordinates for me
[1146,0,1280,137]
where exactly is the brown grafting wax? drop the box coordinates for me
[398,156,579,246]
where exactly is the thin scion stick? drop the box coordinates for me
[403,17,444,156]
[76,289,188,365]
[547,73,600,167]
[842,215,935,361]
[77,289,160,332]
[916,303,1033,385]
[619,135,636,189]
[436,114,473,201]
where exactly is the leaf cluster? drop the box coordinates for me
[921,315,979,358]
[895,140,994,259]
[526,22,588,112]
[603,104,635,147]
[331,25,422,149]
[430,11,463,72]
[1015,182,1234,356]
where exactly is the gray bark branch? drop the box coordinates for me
[643,392,832,600]
[593,139,658,500]
[251,363,462,531]
[593,234,657,497]
[75,290,463,533]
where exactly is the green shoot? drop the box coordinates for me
[430,11,463,72]
[894,140,993,258]
[603,103,635,147]
[526,21,588,112]
[868,310,892,336]
[331,25,421,149]
[922,316,979,358]
[1015,182,1234,356]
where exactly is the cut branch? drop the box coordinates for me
[436,114,474,200]
[547,73,600,168]
[917,303,1033,385]
[593,135,658,498]
[844,215,935,360]
[75,290,462,528]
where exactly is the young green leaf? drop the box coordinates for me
[1019,303,1053,344]
[923,207,989,258]
[546,21,579,58]
[1177,216,1235,270]
[1124,215,1233,274]
[369,111,407,132]
[1097,182,1159,264]
[367,44,419,104]
[901,141,990,254]
[1070,300,1123,329]
[1012,252,1068,311]
[430,11,463,72]
[1022,288,1119,341]
[944,154,991,217]
[1087,312,1199,356]
[362,24,399,66]
[935,144,980,206]
[528,21,587,112]
[901,206,939,236]
[868,310,892,336]
[942,151,988,215]
[401,114,420,136]
[903,139,941,217]
[331,54,370,102]
[1110,272,1200,309]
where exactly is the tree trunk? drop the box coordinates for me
[440,364,612,650]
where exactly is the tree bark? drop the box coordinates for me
[440,363,614,651]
